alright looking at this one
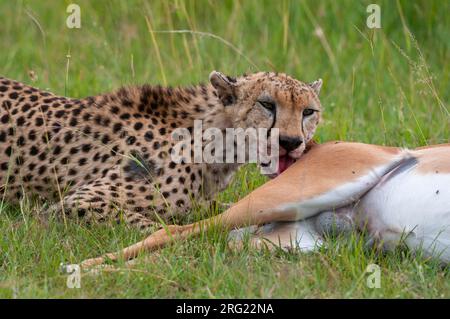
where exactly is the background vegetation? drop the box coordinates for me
[0,0,448,298]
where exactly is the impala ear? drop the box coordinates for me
[209,71,237,106]
[309,78,323,96]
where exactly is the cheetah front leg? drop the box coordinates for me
[44,195,163,233]
[43,176,170,233]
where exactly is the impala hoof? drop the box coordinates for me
[315,211,354,238]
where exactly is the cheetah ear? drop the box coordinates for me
[308,78,323,96]
[209,71,237,106]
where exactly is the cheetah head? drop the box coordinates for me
[209,71,323,177]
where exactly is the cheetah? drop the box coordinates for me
[0,71,323,231]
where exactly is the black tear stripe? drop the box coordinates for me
[301,116,305,137]
[124,151,157,181]
[266,106,277,139]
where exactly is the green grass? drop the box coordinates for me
[0,0,449,298]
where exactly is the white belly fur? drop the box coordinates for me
[232,147,450,263]
[358,169,450,262]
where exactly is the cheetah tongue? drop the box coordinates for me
[277,155,295,176]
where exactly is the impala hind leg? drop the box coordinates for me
[228,219,323,252]
[229,206,358,252]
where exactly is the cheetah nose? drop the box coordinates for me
[279,136,303,152]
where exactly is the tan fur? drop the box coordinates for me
[81,141,419,267]
[412,146,450,174]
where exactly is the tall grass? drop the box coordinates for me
[0,0,448,298]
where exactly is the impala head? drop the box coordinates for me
[209,71,323,175]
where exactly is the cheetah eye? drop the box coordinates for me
[258,100,276,112]
[302,108,316,116]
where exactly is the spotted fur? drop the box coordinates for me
[0,72,322,231]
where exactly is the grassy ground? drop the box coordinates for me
[0,0,449,298]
